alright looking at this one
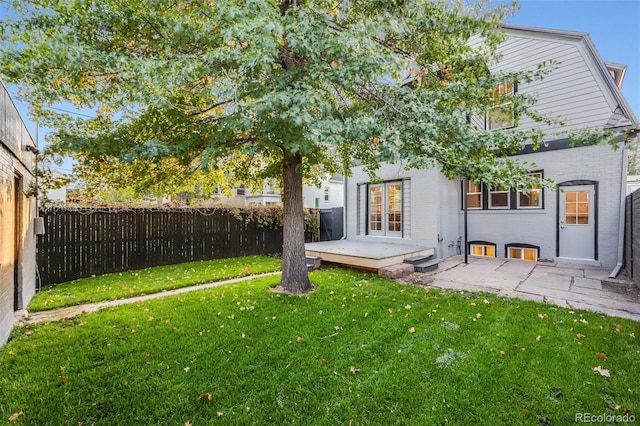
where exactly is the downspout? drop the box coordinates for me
[464,179,468,264]
[341,174,347,240]
[609,140,629,278]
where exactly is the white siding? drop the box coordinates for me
[494,31,620,136]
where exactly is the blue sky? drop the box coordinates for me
[6,0,640,172]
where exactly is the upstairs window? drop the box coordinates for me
[488,82,515,130]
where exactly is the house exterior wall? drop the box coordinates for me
[0,81,37,346]
[302,177,344,209]
[463,143,625,268]
[347,163,459,255]
[344,26,636,270]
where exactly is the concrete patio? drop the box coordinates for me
[398,256,640,321]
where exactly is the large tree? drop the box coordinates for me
[1,0,553,293]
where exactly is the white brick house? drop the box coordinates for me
[0,80,38,346]
[344,25,638,273]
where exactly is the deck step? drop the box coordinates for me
[414,259,441,273]
[403,255,434,265]
[306,256,321,271]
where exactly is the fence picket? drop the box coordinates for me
[37,207,318,286]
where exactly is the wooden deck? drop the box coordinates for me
[305,240,435,270]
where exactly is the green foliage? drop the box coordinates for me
[2,0,559,190]
[2,268,639,424]
[228,204,318,231]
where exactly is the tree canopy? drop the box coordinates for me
[1,0,554,293]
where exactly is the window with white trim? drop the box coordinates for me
[469,242,496,257]
[368,181,402,237]
[507,245,538,262]
[518,172,543,209]
[489,186,509,209]
[466,181,482,209]
[488,82,515,130]
[324,187,329,201]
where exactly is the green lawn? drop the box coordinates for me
[29,255,282,312]
[2,268,639,425]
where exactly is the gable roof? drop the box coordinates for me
[502,24,639,133]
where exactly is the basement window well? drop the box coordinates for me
[506,244,539,261]
[469,241,496,258]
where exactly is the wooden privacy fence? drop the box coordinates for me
[37,207,319,286]
[625,190,640,284]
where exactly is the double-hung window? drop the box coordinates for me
[518,172,543,208]
[466,181,483,209]
[368,182,402,237]
[489,186,510,209]
[488,82,515,130]
[463,171,543,210]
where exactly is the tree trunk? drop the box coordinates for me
[279,148,312,293]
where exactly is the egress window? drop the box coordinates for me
[506,244,539,262]
[469,242,496,258]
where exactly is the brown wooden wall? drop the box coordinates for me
[37,207,318,286]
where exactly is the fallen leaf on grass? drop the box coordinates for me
[296,336,302,343]
[615,324,623,332]
[538,313,548,319]
[576,333,585,339]
[217,412,224,417]
[185,422,192,426]
[197,392,212,401]
[349,366,360,374]
[593,366,610,377]
[522,409,531,415]
[59,376,67,384]
[596,352,608,360]
[408,327,416,333]
[183,367,190,372]
[536,336,541,342]
[405,304,412,310]
[319,358,326,365]
[8,411,23,421]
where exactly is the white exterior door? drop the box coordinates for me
[559,185,595,260]
[368,182,402,237]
